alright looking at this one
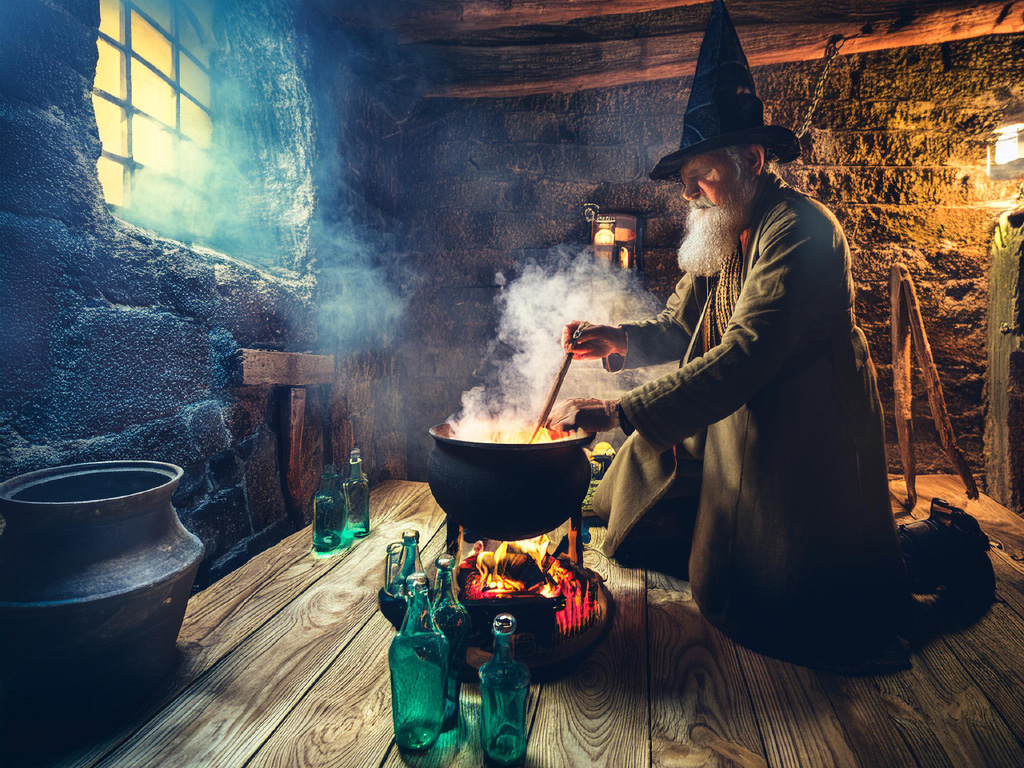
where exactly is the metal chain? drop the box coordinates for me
[796,34,847,139]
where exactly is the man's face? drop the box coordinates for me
[678,151,741,208]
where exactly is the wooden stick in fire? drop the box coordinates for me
[529,322,589,444]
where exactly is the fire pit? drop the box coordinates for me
[427,424,613,672]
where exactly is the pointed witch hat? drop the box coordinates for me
[649,0,800,180]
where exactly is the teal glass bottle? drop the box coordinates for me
[479,613,530,766]
[389,573,449,751]
[311,465,346,555]
[432,554,471,730]
[344,447,371,538]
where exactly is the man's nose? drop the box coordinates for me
[682,181,701,201]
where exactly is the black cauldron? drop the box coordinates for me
[427,423,594,541]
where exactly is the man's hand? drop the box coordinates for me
[562,321,628,361]
[547,398,620,433]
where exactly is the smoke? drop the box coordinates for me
[449,247,673,443]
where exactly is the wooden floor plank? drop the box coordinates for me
[89,497,446,768]
[526,526,650,768]
[991,549,1024,622]
[734,646,864,768]
[930,597,1024,748]
[248,516,450,768]
[44,481,431,768]
[876,597,1024,768]
[646,573,769,768]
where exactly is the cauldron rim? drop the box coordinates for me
[429,423,594,451]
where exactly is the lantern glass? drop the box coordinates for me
[994,124,1024,166]
[593,217,616,246]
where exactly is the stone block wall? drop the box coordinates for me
[394,33,1024,496]
[0,0,404,586]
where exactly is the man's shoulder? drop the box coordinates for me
[757,175,843,245]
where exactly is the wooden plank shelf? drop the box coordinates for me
[19,476,1024,768]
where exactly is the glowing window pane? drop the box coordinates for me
[134,0,172,34]
[180,55,210,107]
[131,11,173,78]
[994,124,1024,165]
[183,0,213,37]
[132,58,175,126]
[133,114,177,175]
[181,96,212,147]
[178,3,210,66]
[92,94,127,155]
[99,0,122,40]
[95,39,126,99]
[97,155,126,206]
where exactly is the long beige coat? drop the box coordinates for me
[593,173,909,658]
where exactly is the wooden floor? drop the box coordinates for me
[27,476,1024,768]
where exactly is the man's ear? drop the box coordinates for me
[745,144,766,175]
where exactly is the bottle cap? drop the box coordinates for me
[323,464,338,476]
[401,529,420,543]
[436,554,455,570]
[350,447,362,460]
[406,572,429,591]
[493,613,517,634]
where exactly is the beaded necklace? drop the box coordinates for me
[701,246,744,351]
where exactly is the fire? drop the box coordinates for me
[445,418,579,444]
[459,536,602,636]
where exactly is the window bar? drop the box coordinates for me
[122,0,132,205]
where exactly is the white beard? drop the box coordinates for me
[676,174,758,277]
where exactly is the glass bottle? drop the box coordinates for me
[312,464,346,555]
[432,554,471,730]
[479,613,530,766]
[389,573,449,752]
[344,447,371,538]
[379,542,407,629]
[381,530,424,629]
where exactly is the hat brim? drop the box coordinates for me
[648,125,800,181]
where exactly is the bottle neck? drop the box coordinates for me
[492,630,514,663]
[400,587,436,635]
[435,567,456,605]
[320,475,338,492]
[399,541,418,580]
[348,458,363,480]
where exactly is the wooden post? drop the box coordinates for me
[280,387,308,525]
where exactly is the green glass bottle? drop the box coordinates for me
[382,530,424,629]
[432,554,471,730]
[312,464,346,555]
[389,573,449,752]
[479,613,530,766]
[344,447,371,538]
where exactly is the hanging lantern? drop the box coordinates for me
[583,204,644,270]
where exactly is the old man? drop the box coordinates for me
[549,0,909,665]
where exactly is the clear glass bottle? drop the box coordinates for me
[479,613,530,766]
[344,447,371,538]
[389,573,449,752]
[380,530,424,629]
[312,464,346,555]
[432,554,471,730]
[379,542,407,629]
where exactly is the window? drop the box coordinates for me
[93,0,213,208]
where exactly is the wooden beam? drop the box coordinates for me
[422,1,1024,98]
[236,349,335,387]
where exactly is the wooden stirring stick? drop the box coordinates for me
[529,323,588,443]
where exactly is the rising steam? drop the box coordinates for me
[448,247,673,443]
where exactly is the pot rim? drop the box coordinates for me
[0,460,184,507]
[429,423,594,451]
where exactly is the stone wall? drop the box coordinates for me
[0,0,405,586]
[394,33,1024,499]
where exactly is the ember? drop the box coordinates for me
[459,535,603,637]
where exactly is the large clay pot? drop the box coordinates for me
[0,461,204,717]
[428,424,593,541]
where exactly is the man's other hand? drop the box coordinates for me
[562,321,627,360]
[547,398,620,433]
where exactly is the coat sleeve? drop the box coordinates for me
[606,272,700,371]
[619,200,845,451]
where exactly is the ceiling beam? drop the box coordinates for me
[422,0,1024,98]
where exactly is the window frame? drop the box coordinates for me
[93,0,213,210]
